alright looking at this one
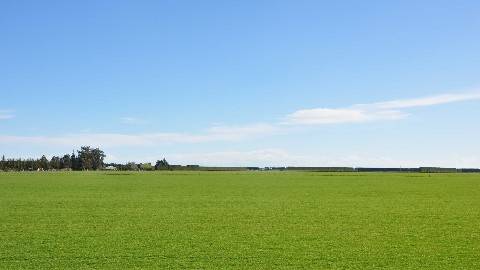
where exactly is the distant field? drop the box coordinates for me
[1,172,480,269]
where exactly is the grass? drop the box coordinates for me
[1,171,480,269]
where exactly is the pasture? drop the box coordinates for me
[1,171,480,269]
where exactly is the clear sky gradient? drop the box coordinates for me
[1,0,480,167]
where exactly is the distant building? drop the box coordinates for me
[105,165,117,170]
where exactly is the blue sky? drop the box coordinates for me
[1,0,480,167]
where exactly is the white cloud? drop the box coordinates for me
[1,90,479,159]
[284,108,407,125]
[286,108,366,124]
[373,92,480,109]
[0,123,277,147]
[285,91,480,125]
[120,116,147,124]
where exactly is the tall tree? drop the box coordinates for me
[78,146,93,170]
[71,151,79,170]
[60,154,71,169]
[155,158,170,170]
[91,148,106,170]
[39,155,49,170]
[50,156,61,170]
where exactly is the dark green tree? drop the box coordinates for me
[60,154,71,169]
[50,156,61,170]
[71,151,80,170]
[39,155,49,170]
[155,158,170,170]
[76,146,106,170]
[78,146,93,170]
[0,155,5,171]
[91,148,106,170]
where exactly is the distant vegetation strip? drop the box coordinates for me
[1,146,479,173]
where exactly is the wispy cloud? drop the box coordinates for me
[0,110,14,120]
[285,91,480,125]
[0,123,277,147]
[284,108,407,125]
[120,116,147,125]
[1,91,479,148]
[373,92,480,109]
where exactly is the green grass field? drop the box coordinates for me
[1,172,480,269]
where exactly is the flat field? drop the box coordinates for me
[1,172,480,269]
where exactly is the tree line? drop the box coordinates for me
[4,148,478,172]
[1,146,106,171]
[0,147,174,172]
[105,158,171,171]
